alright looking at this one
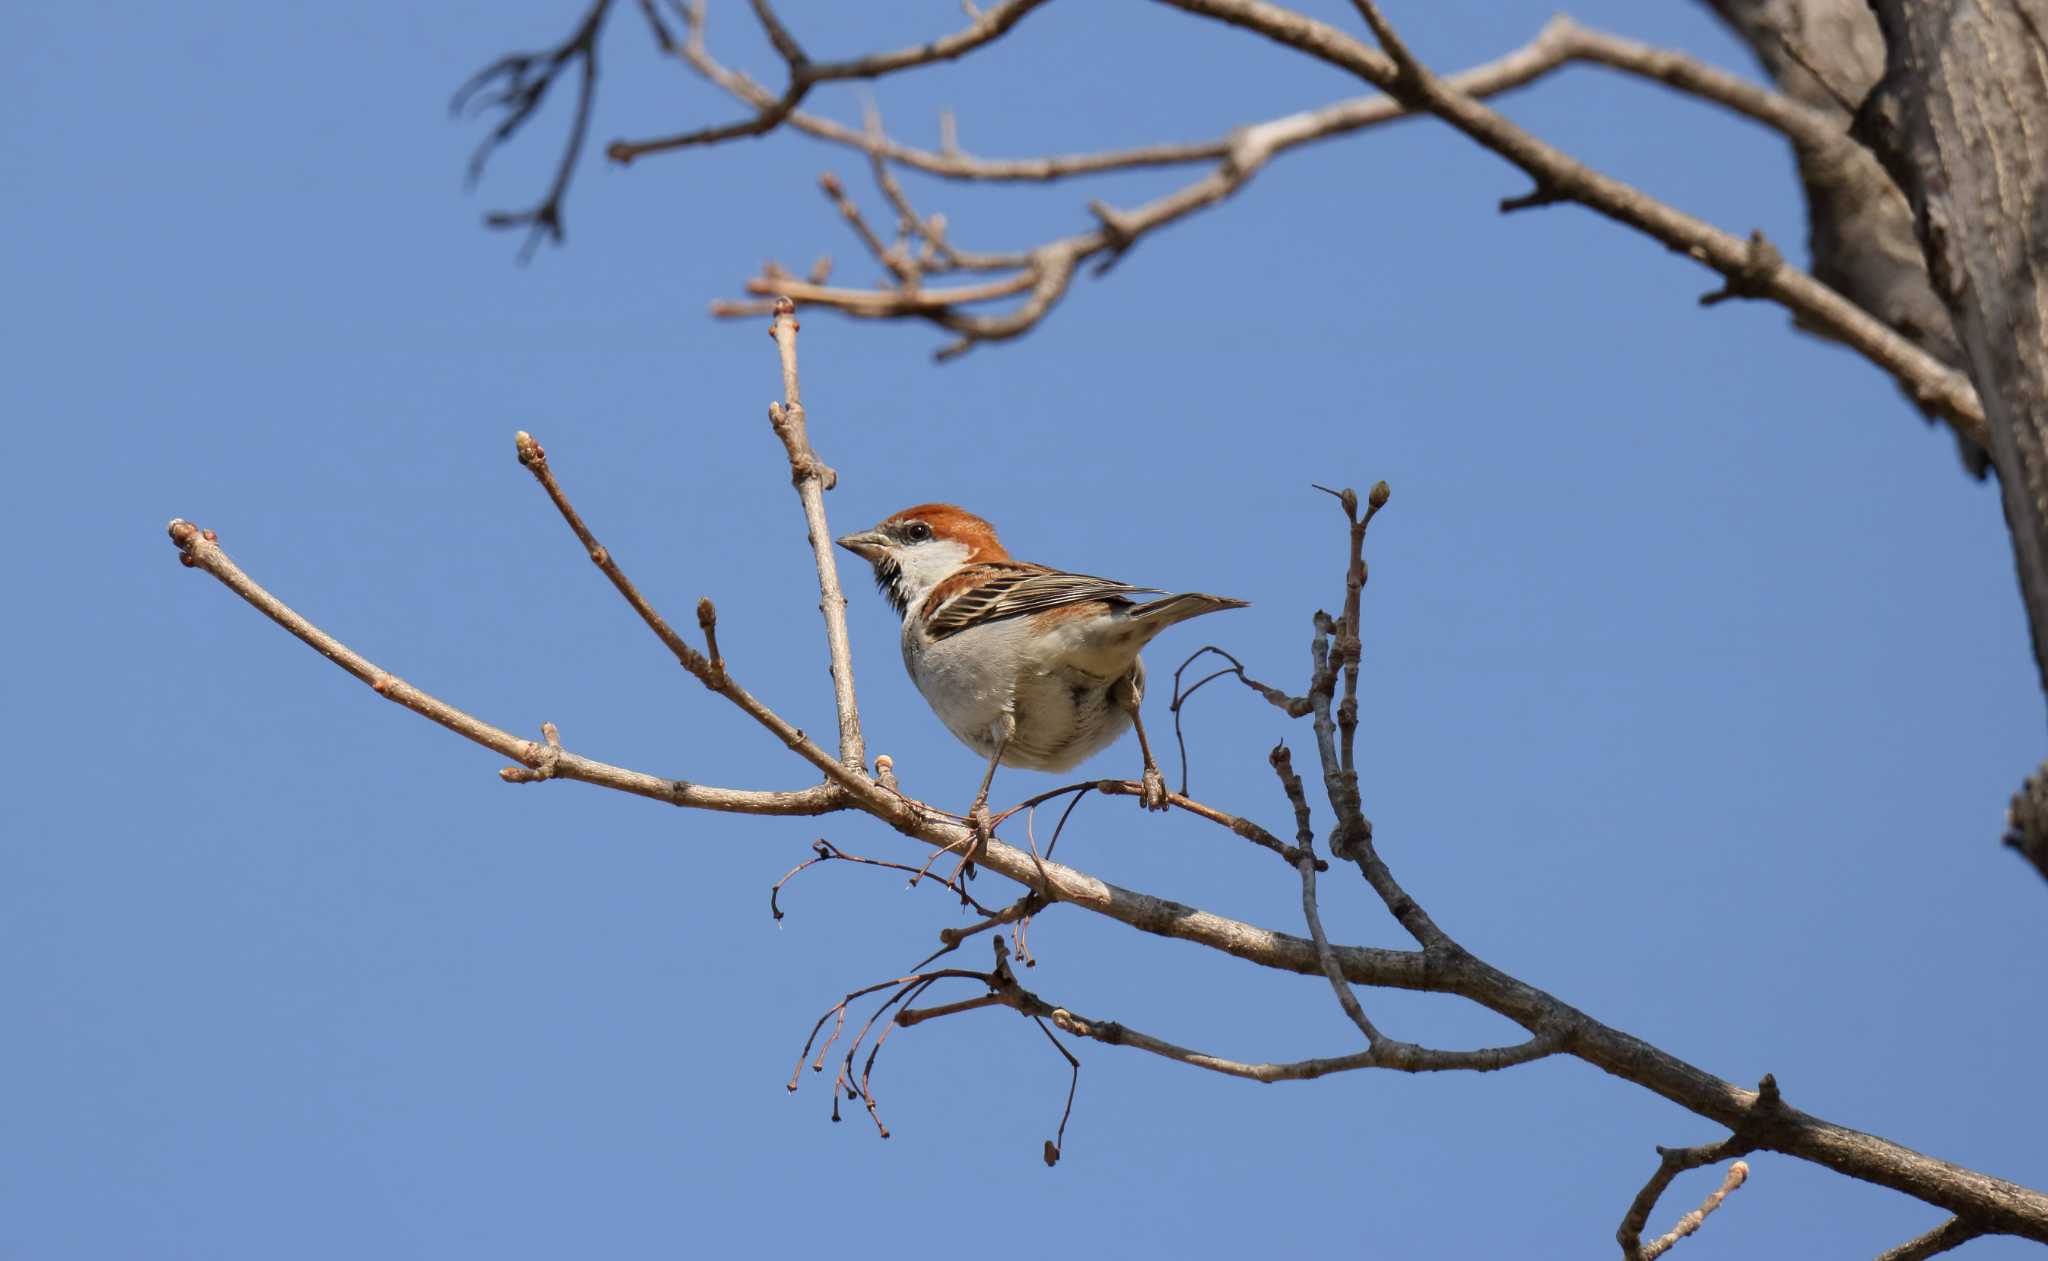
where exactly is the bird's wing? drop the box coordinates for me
[924,563,1163,640]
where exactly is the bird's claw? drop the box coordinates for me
[1139,765,1169,812]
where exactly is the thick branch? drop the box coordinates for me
[1156,0,1985,443]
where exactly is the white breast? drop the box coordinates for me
[902,611,1143,773]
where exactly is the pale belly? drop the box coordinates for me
[903,617,1140,772]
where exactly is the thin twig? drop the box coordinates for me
[1873,1217,1988,1261]
[163,520,843,816]
[1170,644,1312,793]
[1616,1139,1754,1260]
[766,298,867,771]
[1032,1015,1080,1166]
[608,0,1052,163]
[453,0,616,258]
[1276,742,1384,1046]
[512,431,867,793]
[1638,1159,1750,1261]
[771,838,999,922]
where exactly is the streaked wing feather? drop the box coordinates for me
[926,564,1163,639]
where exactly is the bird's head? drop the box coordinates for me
[836,504,1010,616]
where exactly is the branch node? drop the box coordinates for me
[697,596,726,682]
[1499,182,1566,213]
[501,721,566,783]
[1699,230,1783,306]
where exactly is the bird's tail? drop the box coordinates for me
[1128,592,1250,630]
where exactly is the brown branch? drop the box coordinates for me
[169,306,2048,1240]
[484,0,1985,434]
[705,18,1607,355]
[512,430,865,792]
[163,519,844,816]
[1638,1159,1750,1261]
[1274,742,1384,1046]
[816,171,911,284]
[1170,644,1312,794]
[770,838,1001,922]
[1874,1217,1988,1261]
[1032,992,1561,1083]
[1158,0,1986,443]
[1030,1014,1080,1166]
[998,777,1322,870]
[1616,1138,1755,1259]
[766,298,866,771]
[678,5,1987,417]
[170,499,2048,1237]
[454,0,616,258]
[606,0,1050,163]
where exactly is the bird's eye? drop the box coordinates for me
[903,521,933,543]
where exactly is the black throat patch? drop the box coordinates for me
[873,556,909,616]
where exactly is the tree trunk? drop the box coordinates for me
[1853,0,2048,881]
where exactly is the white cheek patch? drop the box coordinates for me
[891,539,971,598]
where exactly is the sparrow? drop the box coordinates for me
[835,504,1247,839]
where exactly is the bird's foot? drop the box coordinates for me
[1138,764,1170,812]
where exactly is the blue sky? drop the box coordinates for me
[6,2,2043,1257]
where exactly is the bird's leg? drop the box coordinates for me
[1113,671,1169,811]
[965,711,1016,862]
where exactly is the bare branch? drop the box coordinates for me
[766,298,866,771]
[453,0,616,259]
[770,838,1001,923]
[1638,1159,1751,1261]
[1170,644,1312,793]
[512,431,864,791]
[1157,0,1985,443]
[1038,996,1561,1083]
[606,0,1051,164]
[168,303,2048,1242]
[169,493,2048,1236]
[163,519,842,816]
[1275,742,1385,1046]
[1874,1217,1988,1261]
[1030,1015,1079,1166]
[1616,1138,1755,1259]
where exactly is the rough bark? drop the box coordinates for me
[1699,0,1988,475]
[1853,0,2048,880]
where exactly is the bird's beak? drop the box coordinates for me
[835,529,888,562]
